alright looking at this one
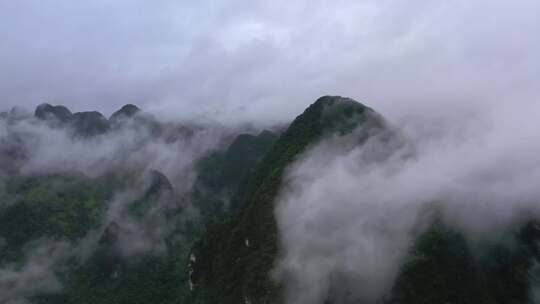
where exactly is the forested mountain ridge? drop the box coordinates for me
[185,96,382,304]
[2,97,540,304]
[185,96,540,304]
[0,102,278,304]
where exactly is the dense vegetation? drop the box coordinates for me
[186,96,377,304]
[186,96,540,304]
[0,173,122,258]
[0,103,279,304]
[390,221,540,304]
[192,130,278,220]
[2,97,540,303]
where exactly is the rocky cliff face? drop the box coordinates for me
[35,103,73,123]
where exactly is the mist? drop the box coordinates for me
[0,108,260,302]
[1,0,540,303]
[274,99,540,303]
[0,239,72,304]
[1,113,234,179]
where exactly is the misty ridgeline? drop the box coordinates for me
[1,96,540,304]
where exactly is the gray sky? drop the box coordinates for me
[1,0,539,123]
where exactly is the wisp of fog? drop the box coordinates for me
[275,101,540,303]
[0,111,241,304]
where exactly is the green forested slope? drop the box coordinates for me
[192,130,278,221]
[186,96,377,304]
[3,98,540,304]
[186,96,540,304]
[0,103,282,304]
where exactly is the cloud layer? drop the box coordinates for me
[1,1,539,123]
[275,100,540,303]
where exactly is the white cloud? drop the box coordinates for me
[275,99,540,303]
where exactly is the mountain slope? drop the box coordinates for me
[390,221,540,304]
[192,130,279,221]
[5,98,539,303]
[0,103,283,304]
[186,96,381,304]
[35,103,73,123]
[187,96,540,304]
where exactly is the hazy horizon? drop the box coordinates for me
[2,1,539,125]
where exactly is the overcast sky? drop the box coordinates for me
[1,0,539,123]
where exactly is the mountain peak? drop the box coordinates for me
[71,111,110,136]
[110,104,141,121]
[187,95,381,303]
[315,95,368,119]
[315,95,378,135]
[34,103,73,122]
[314,95,363,106]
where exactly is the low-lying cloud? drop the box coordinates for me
[0,114,230,182]
[0,239,72,304]
[0,110,248,302]
[275,100,540,303]
[1,1,539,303]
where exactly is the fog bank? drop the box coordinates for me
[275,101,540,303]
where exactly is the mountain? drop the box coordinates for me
[192,129,279,221]
[185,96,540,304]
[33,103,143,137]
[0,103,282,304]
[109,104,143,130]
[71,111,110,136]
[34,103,110,136]
[109,104,141,122]
[3,97,540,303]
[0,172,121,260]
[35,103,73,123]
[186,96,381,304]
